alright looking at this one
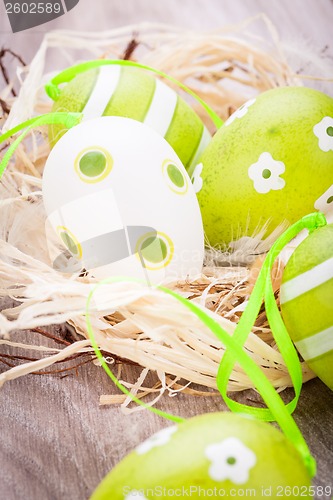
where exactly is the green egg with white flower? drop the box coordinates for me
[90,413,312,499]
[48,65,211,172]
[281,223,333,390]
[195,86,333,249]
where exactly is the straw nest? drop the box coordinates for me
[0,16,322,407]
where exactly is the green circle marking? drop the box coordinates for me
[262,169,272,179]
[60,231,78,256]
[167,163,185,188]
[79,150,107,178]
[327,195,333,204]
[326,126,333,137]
[141,236,168,264]
[227,457,236,465]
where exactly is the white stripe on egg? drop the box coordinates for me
[143,78,178,137]
[295,325,333,361]
[82,65,121,121]
[280,256,333,304]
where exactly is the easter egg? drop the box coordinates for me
[42,116,204,284]
[49,65,211,173]
[281,223,333,390]
[196,86,333,248]
[90,413,312,499]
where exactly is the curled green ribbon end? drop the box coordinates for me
[216,211,328,426]
[85,279,185,424]
[84,211,322,481]
[0,112,83,180]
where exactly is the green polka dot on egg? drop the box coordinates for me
[57,226,82,259]
[162,160,189,194]
[74,146,113,183]
[167,163,185,188]
[79,150,106,177]
[60,231,78,255]
[141,236,168,263]
[136,232,174,270]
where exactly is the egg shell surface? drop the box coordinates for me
[196,86,333,248]
[42,116,204,284]
[90,412,312,499]
[49,65,211,174]
[281,223,333,390]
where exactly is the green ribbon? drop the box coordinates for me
[216,212,327,422]
[44,59,224,130]
[0,112,82,180]
[0,60,321,478]
[85,290,185,425]
[85,212,327,478]
[1,57,223,178]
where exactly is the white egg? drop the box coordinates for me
[42,116,204,284]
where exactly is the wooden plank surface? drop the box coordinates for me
[1,1,333,499]
[1,325,333,499]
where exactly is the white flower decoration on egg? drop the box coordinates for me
[125,491,148,500]
[191,162,204,193]
[313,116,333,152]
[205,437,257,484]
[224,98,256,126]
[248,152,286,194]
[136,426,177,455]
[314,184,333,214]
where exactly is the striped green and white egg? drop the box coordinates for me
[43,116,204,284]
[281,223,333,390]
[90,413,312,499]
[49,65,211,174]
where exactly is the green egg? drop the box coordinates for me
[281,223,333,390]
[48,65,211,172]
[91,413,312,499]
[195,87,333,248]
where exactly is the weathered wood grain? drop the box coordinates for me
[1,334,333,499]
[0,1,333,499]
